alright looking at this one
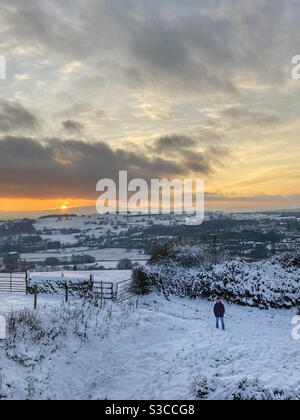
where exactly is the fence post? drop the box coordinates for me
[89,274,93,291]
[25,271,29,295]
[34,285,38,310]
[115,282,119,302]
[65,281,69,303]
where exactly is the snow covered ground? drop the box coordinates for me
[0,293,299,400]
[21,248,149,268]
[0,293,63,313]
[29,270,132,285]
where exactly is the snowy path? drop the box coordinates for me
[95,297,299,400]
[0,294,299,400]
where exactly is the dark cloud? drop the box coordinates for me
[180,150,210,173]
[181,145,230,174]
[150,135,230,172]
[0,135,227,199]
[131,26,188,71]
[151,135,197,154]
[0,100,40,133]
[62,120,84,134]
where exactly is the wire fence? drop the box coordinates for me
[0,273,28,314]
[0,271,135,315]
[0,293,32,315]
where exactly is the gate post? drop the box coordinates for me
[89,274,93,291]
[34,285,38,310]
[114,282,119,302]
[25,271,28,295]
[65,281,69,303]
[100,281,104,306]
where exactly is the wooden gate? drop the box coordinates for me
[0,273,27,294]
[93,281,114,300]
[92,278,134,302]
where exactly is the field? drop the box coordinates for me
[21,248,149,268]
[30,269,132,286]
[0,292,299,400]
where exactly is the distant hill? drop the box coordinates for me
[38,214,78,220]
[0,206,97,221]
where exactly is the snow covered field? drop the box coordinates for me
[21,248,149,268]
[0,293,299,400]
[0,293,63,314]
[29,270,132,285]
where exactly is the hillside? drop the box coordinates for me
[0,294,298,400]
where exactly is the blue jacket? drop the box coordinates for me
[214,302,225,318]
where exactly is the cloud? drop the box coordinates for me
[62,120,84,134]
[133,104,179,121]
[151,135,197,153]
[2,0,297,97]
[149,135,230,173]
[220,106,284,128]
[0,135,227,199]
[0,0,299,211]
[0,100,40,133]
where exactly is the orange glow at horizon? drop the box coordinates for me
[0,198,96,212]
[0,196,290,214]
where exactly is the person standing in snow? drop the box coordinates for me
[214,298,225,330]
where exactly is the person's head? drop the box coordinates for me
[216,297,221,303]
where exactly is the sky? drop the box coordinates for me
[0,0,300,214]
